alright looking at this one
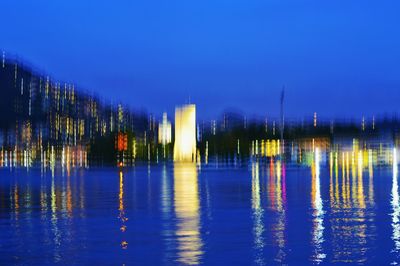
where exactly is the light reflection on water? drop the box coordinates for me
[119,170,128,249]
[251,158,288,265]
[328,148,377,264]
[269,159,287,263]
[173,163,203,265]
[251,161,265,265]
[1,156,400,264]
[392,148,400,258]
[161,164,173,264]
[311,148,326,263]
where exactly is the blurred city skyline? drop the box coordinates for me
[2,1,400,119]
[3,51,400,122]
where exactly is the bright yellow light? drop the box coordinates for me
[174,105,196,162]
[174,163,202,264]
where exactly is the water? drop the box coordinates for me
[1,161,400,265]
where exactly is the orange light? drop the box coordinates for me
[117,132,128,152]
[121,241,128,249]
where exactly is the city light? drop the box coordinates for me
[173,104,196,162]
[2,2,400,264]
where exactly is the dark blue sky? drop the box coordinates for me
[2,0,400,119]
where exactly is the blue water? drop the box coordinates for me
[0,162,399,265]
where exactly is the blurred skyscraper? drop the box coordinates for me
[158,112,171,145]
[174,104,196,162]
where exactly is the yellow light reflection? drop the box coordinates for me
[357,151,365,209]
[329,148,374,264]
[368,149,374,206]
[265,158,287,263]
[66,175,72,217]
[51,174,61,261]
[119,170,128,249]
[173,163,203,265]
[14,183,19,220]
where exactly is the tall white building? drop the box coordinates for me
[158,112,171,145]
[174,104,196,162]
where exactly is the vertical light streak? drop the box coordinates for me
[311,148,326,263]
[392,148,400,252]
[252,161,265,265]
[161,164,173,263]
[174,163,202,265]
[119,170,128,250]
[51,174,61,262]
[368,149,374,205]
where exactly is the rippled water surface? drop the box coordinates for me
[1,161,400,265]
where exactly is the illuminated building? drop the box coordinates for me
[158,112,171,145]
[174,104,196,162]
[0,56,152,167]
[4,54,400,167]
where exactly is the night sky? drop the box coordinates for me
[2,0,400,120]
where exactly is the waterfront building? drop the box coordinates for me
[174,104,196,162]
[158,113,171,145]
